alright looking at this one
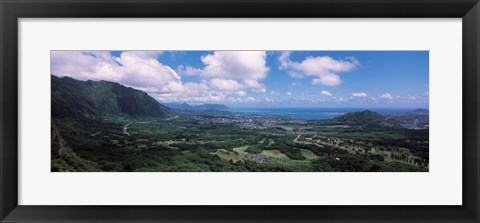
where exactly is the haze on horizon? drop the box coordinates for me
[51,50,429,108]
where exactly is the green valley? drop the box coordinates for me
[51,75,429,172]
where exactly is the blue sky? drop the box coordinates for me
[51,50,429,108]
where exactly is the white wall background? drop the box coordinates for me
[18,18,462,205]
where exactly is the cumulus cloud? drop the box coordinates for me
[114,52,181,92]
[177,65,202,76]
[379,93,394,99]
[51,51,119,81]
[178,51,269,93]
[279,51,359,87]
[243,79,267,92]
[124,51,163,59]
[236,90,247,96]
[51,51,180,95]
[208,78,243,91]
[321,90,332,96]
[51,51,266,104]
[200,51,269,79]
[352,92,368,97]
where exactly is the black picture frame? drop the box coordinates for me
[1,0,479,222]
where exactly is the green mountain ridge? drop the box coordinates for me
[333,110,399,127]
[51,75,173,118]
[51,121,100,171]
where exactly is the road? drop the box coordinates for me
[123,123,130,136]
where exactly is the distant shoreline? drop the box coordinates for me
[227,107,428,120]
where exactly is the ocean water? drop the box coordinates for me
[228,107,417,120]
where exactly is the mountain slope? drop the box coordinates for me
[51,121,100,171]
[409,109,429,115]
[51,75,173,118]
[386,109,429,128]
[333,110,399,127]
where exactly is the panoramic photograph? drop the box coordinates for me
[51,50,429,172]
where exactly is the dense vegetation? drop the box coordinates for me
[52,75,172,118]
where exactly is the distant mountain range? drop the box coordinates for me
[51,75,173,118]
[332,109,429,129]
[333,110,400,127]
[408,108,429,115]
[386,108,429,128]
[164,102,229,111]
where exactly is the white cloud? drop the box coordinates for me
[178,51,269,93]
[200,51,269,80]
[177,65,202,76]
[278,51,292,70]
[51,51,181,96]
[279,51,359,87]
[114,51,181,91]
[321,90,332,96]
[352,92,368,97]
[208,78,243,91]
[236,90,247,96]
[286,91,293,96]
[379,93,394,100]
[270,91,280,96]
[51,51,266,104]
[408,95,417,100]
[124,51,163,59]
[337,97,347,102]
[312,75,341,86]
[51,51,118,81]
[246,97,257,102]
[243,79,267,92]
